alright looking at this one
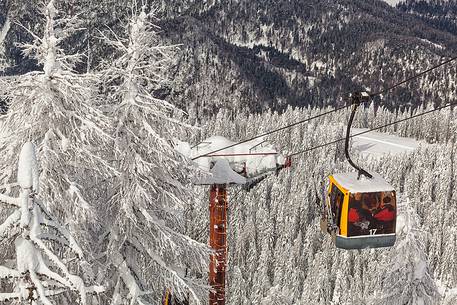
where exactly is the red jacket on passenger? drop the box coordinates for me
[348,208,360,223]
[374,207,395,222]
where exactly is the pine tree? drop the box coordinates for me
[0,0,112,225]
[227,266,249,305]
[0,142,102,305]
[97,5,207,304]
[260,285,293,305]
[371,198,439,305]
[0,13,10,72]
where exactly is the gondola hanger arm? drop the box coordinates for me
[345,92,373,180]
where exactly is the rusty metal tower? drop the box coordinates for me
[192,137,290,305]
[196,160,246,305]
[208,184,227,305]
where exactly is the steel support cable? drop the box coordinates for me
[191,55,457,161]
[369,54,457,98]
[191,105,347,160]
[288,101,457,158]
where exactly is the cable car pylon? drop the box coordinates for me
[198,160,245,305]
[190,137,290,305]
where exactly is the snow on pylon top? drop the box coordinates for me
[195,159,247,185]
[176,135,282,177]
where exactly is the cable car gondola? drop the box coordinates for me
[322,92,397,249]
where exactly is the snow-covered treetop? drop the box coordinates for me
[0,141,103,304]
[17,142,39,192]
[20,0,84,73]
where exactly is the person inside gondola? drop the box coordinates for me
[373,196,395,234]
[328,186,344,232]
[335,192,343,229]
[365,193,379,212]
[364,193,382,231]
[348,198,362,235]
[348,193,373,236]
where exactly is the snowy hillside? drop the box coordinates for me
[352,128,419,157]
[186,105,457,305]
[2,0,457,116]
[398,0,457,36]
[0,1,456,305]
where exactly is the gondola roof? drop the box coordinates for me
[331,172,395,193]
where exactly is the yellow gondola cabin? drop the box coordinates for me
[320,91,397,249]
[326,172,397,249]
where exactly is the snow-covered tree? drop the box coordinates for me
[0,0,113,226]
[194,105,457,305]
[0,13,10,72]
[97,5,207,304]
[260,285,293,305]
[227,266,249,305]
[369,198,439,305]
[0,142,102,304]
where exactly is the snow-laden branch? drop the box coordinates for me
[38,218,83,258]
[0,193,20,207]
[0,292,20,302]
[30,270,53,305]
[139,208,209,251]
[111,250,153,305]
[0,266,20,279]
[127,234,203,305]
[37,233,69,247]
[0,209,20,238]
[0,141,104,304]
[0,182,19,190]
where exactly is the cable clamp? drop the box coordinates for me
[349,91,371,106]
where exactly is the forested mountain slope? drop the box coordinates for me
[398,0,457,36]
[186,104,457,305]
[1,1,457,118]
[159,0,457,116]
[0,1,456,304]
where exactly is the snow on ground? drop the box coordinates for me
[383,0,402,6]
[352,128,419,158]
[419,38,445,50]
